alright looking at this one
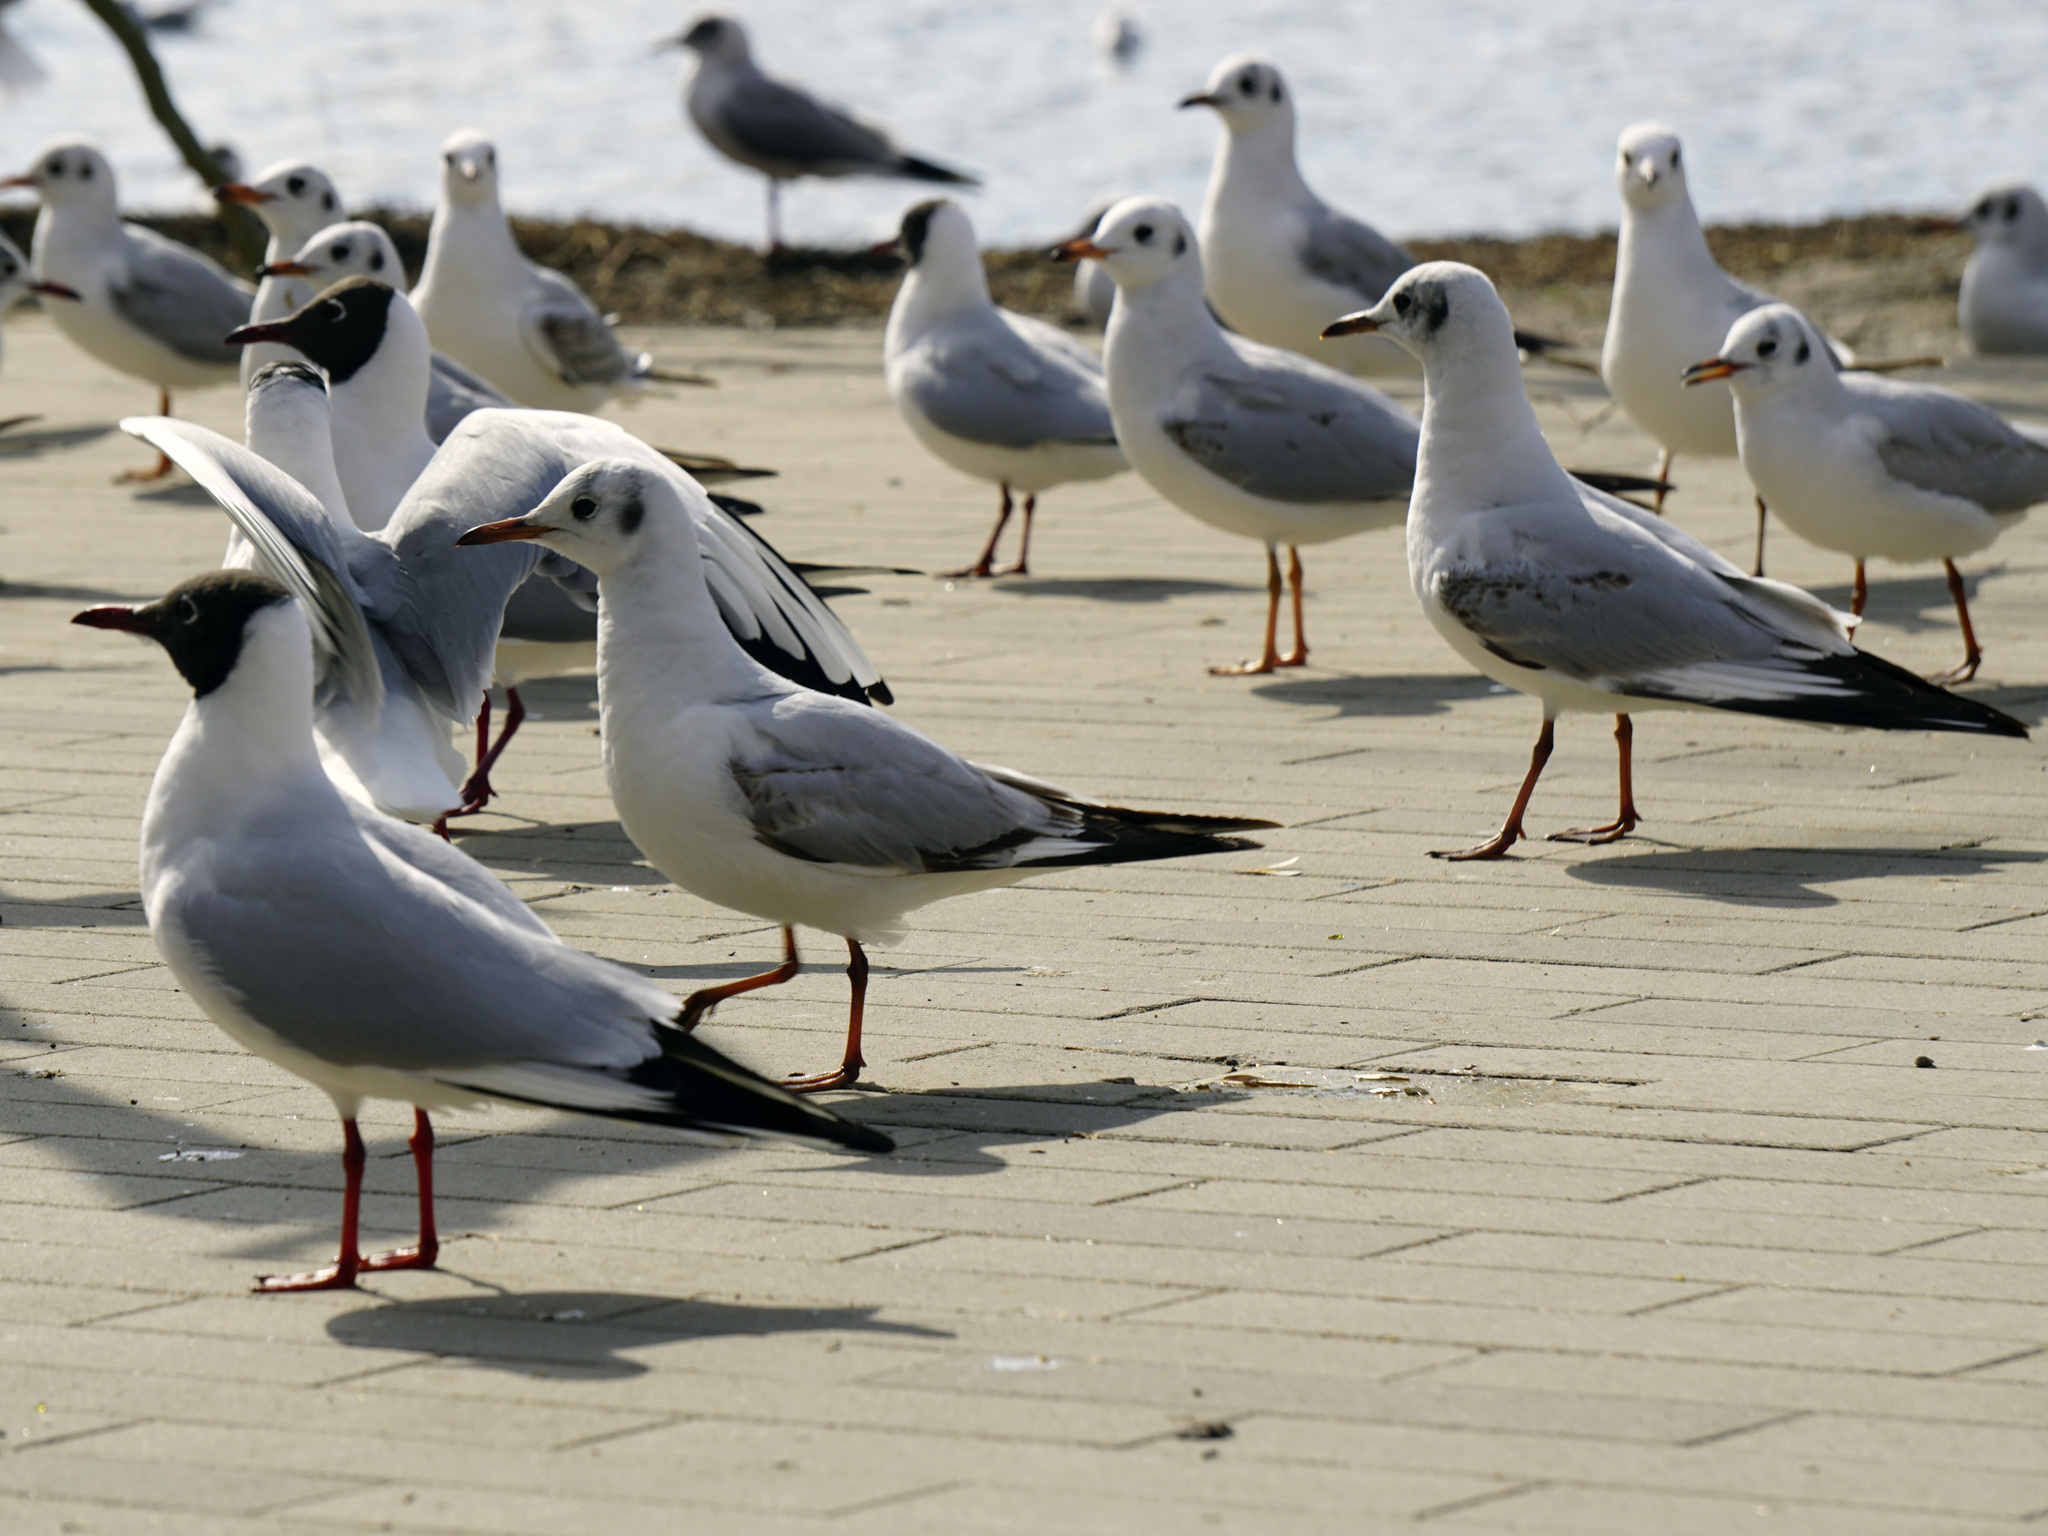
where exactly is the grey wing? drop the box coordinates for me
[716,71,900,173]
[521,266,635,388]
[171,815,672,1073]
[109,226,253,364]
[119,416,385,715]
[425,350,511,443]
[1862,377,2048,513]
[902,321,1114,449]
[1164,348,1416,503]
[1297,203,1413,305]
[730,696,1075,871]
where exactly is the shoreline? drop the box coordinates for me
[0,208,1972,351]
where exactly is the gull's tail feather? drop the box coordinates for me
[662,448,777,485]
[929,770,1279,873]
[897,154,979,187]
[640,363,716,387]
[1635,650,2028,738]
[446,1028,893,1154]
[1571,470,1674,500]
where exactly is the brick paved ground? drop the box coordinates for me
[0,309,2044,1533]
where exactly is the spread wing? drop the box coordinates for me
[1297,202,1413,305]
[109,225,252,364]
[1163,341,1416,504]
[901,311,1115,450]
[1859,375,2048,514]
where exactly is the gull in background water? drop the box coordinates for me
[1946,181,2048,356]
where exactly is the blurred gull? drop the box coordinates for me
[663,13,977,250]
[1691,303,2048,683]
[213,159,346,382]
[883,200,1124,577]
[0,0,44,98]
[4,138,251,480]
[73,568,888,1292]
[457,460,1273,1091]
[1949,181,2048,355]
[1326,263,2025,861]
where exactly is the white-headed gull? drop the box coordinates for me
[457,459,1274,1091]
[213,159,345,383]
[2,138,251,480]
[1325,262,2026,860]
[663,13,977,250]
[1948,182,2048,356]
[884,199,1124,577]
[411,130,705,413]
[73,569,889,1292]
[1690,302,2048,683]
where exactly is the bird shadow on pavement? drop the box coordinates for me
[0,576,146,604]
[1808,563,1999,636]
[324,1289,947,1376]
[498,673,599,724]
[0,423,112,458]
[127,479,217,507]
[837,1083,1224,1171]
[1564,842,2048,907]
[992,575,1253,603]
[1250,671,1502,718]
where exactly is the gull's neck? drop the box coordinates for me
[1614,190,1727,300]
[1103,263,1238,402]
[327,315,437,531]
[247,392,354,530]
[419,191,527,293]
[1209,114,1311,215]
[1413,339,1580,528]
[32,197,122,279]
[886,250,993,355]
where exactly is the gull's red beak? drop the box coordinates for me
[257,260,315,279]
[29,281,79,301]
[1178,92,1221,109]
[1680,356,1745,385]
[1322,312,1380,338]
[1052,237,1110,264]
[0,174,37,190]
[223,318,303,348]
[214,182,274,206]
[71,605,157,634]
[454,517,545,546]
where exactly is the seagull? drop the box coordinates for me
[129,362,889,825]
[73,568,889,1292]
[2,138,251,481]
[1057,196,1413,673]
[883,200,1125,578]
[1324,262,2026,860]
[1690,303,2048,684]
[662,13,978,251]
[412,130,706,412]
[1948,181,2048,356]
[1180,55,1416,378]
[0,225,80,384]
[1066,199,1121,331]
[457,460,1275,1090]
[213,160,345,384]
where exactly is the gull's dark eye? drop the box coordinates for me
[368,251,385,272]
[1133,223,1153,243]
[1669,150,1680,167]
[322,191,336,211]
[178,596,200,627]
[571,496,598,522]
[1173,233,1186,255]
[78,161,92,180]
[325,298,345,321]
[330,243,348,261]
[1756,338,1777,358]
[44,158,61,176]
[1239,73,1256,94]
[1795,339,1810,363]
[1269,83,1281,102]
[2006,198,2021,221]
[1392,291,1412,316]
[287,175,306,196]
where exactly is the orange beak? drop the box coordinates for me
[0,174,36,190]
[257,259,315,279]
[1918,215,1963,233]
[1321,312,1379,338]
[214,182,274,206]
[1680,356,1744,385]
[454,517,545,547]
[1052,237,1110,263]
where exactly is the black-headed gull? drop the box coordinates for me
[1947,182,2048,356]
[74,569,889,1293]
[1689,303,2048,684]
[457,460,1275,1091]
[2,138,251,480]
[1326,263,2027,861]
[884,200,1124,578]
[663,13,977,250]
[412,130,705,412]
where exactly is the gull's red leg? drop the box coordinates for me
[1752,496,1768,577]
[785,939,869,1093]
[1432,717,1556,861]
[1278,545,1309,666]
[992,494,1036,577]
[679,926,802,1031]
[362,1109,438,1273]
[1652,449,1673,514]
[1927,559,1983,685]
[1851,559,1868,618]
[117,389,177,483]
[947,483,1013,579]
[1550,714,1640,844]
[1211,544,1286,675]
[256,1117,365,1292]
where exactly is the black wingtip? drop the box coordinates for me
[1571,470,1674,498]
[1641,649,2030,739]
[898,155,979,187]
[647,1026,895,1154]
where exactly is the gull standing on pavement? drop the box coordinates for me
[1058,197,1414,673]
[1180,55,1416,377]
[1690,303,2048,683]
[3,138,251,480]
[1325,263,2025,860]
[1949,182,2048,355]
[412,130,704,413]
[214,160,344,383]
[884,200,1125,578]
[74,569,888,1292]
[0,225,82,383]
[458,460,1274,1090]
[663,13,977,250]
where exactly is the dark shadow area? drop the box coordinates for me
[0,577,145,604]
[1809,563,1998,636]
[325,1290,947,1376]
[1564,842,2048,907]
[841,1081,1234,1170]
[0,424,114,458]
[128,479,220,507]
[444,817,646,881]
[993,576,1254,603]
[1251,671,1502,719]
[492,674,599,725]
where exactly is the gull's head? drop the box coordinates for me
[438,129,500,206]
[244,360,334,449]
[5,138,116,209]
[72,570,299,700]
[1685,304,1825,399]
[225,276,407,383]
[891,198,978,272]
[668,13,751,66]
[216,160,341,241]
[263,221,402,287]
[1615,122,1688,211]
[1053,196,1196,293]
[1322,261,1512,365]
[1956,181,2048,250]
[1179,55,1292,137]
[457,459,683,577]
